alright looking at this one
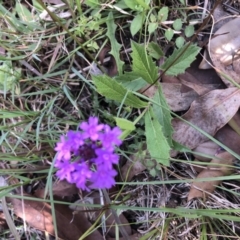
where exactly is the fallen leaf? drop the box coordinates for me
[172,88,240,150]
[215,124,240,156]
[7,196,102,240]
[141,82,198,111]
[161,82,198,111]
[188,151,235,200]
[209,17,240,87]
[34,180,78,199]
[193,141,219,162]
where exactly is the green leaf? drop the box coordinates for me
[114,117,136,130]
[115,73,147,91]
[145,106,170,166]
[165,28,174,41]
[150,13,156,22]
[147,42,164,59]
[0,61,21,93]
[131,13,144,36]
[148,22,158,34]
[173,19,182,31]
[158,6,168,22]
[124,0,149,10]
[124,0,137,10]
[152,85,173,146]
[131,41,158,84]
[160,43,200,75]
[176,36,185,48]
[92,74,147,108]
[185,25,195,37]
[85,0,99,7]
[106,12,124,74]
[15,2,33,22]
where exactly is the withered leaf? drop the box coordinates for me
[173,88,240,150]
[7,196,103,240]
[188,151,235,201]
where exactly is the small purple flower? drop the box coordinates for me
[100,125,122,150]
[79,117,104,141]
[90,166,117,189]
[95,148,119,169]
[55,161,75,183]
[54,136,72,161]
[54,117,122,190]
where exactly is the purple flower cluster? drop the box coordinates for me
[54,117,122,190]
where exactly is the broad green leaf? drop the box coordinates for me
[176,36,185,48]
[160,43,200,75]
[145,106,170,166]
[92,74,147,108]
[185,25,195,37]
[165,28,174,41]
[114,117,136,130]
[106,12,124,74]
[152,85,173,146]
[147,42,164,59]
[173,19,182,31]
[131,13,144,36]
[131,41,158,84]
[158,6,168,22]
[148,22,158,34]
[115,73,147,91]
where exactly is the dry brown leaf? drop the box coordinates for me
[193,141,219,162]
[34,180,78,199]
[7,196,102,240]
[215,124,240,156]
[172,87,240,150]
[161,83,199,111]
[141,83,198,111]
[188,151,235,200]
[209,17,240,87]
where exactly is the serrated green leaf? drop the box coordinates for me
[148,22,158,34]
[114,117,136,130]
[115,73,147,91]
[106,12,124,74]
[147,42,164,59]
[185,25,195,37]
[173,19,182,31]
[92,74,147,108]
[176,36,185,48]
[165,28,174,41]
[158,6,168,22]
[145,106,170,166]
[131,41,158,84]
[131,13,144,36]
[152,85,173,146]
[160,43,200,75]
